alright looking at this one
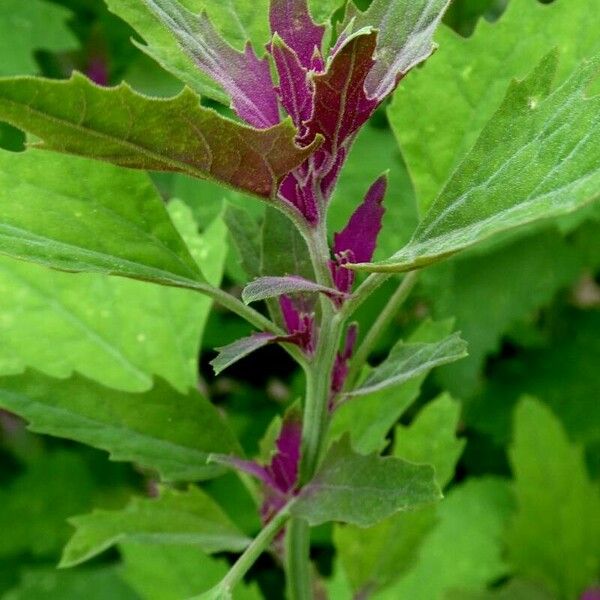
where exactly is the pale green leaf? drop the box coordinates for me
[119,543,261,600]
[0,0,78,77]
[0,201,227,393]
[0,371,241,482]
[374,478,514,600]
[60,486,249,568]
[506,398,600,599]
[358,53,600,273]
[291,436,441,527]
[0,75,319,200]
[348,332,467,396]
[390,0,600,212]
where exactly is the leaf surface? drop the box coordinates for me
[0,75,318,199]
[0,371,241,481]
[358,53,600,272]
[389,0,600,211]
[348,332,467,396]
[290,436,441,527]
[242,276,343,304]
[61,487,250,568]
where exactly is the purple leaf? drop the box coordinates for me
[279,166,320,224]
[142,0,280,128]
[334,174,387,263]
[242,275,346,305]
[210,455,278,490]
[269,0,325,70]
[210,332,278,374]
[331,324,358,397]
[582,589,600,600]
[280,295,315,353]
[271,35,315,136]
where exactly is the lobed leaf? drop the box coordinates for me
[290,436,441,527]
[0,371,241,482]
[348,332,468,397]
[356,53,600,272]
[61,487,250,568]
[0,74,320,200]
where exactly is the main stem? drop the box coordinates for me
[287,222,345,600]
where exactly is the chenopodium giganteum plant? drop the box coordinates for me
[0,0,599,597]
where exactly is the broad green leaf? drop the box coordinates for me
[0,0,78,76]
[0,371,241,482]
[446,580,555,600]
[469,310,600,447]
[3,568,140,600]
[309,0,345,24]
[119,542,261,600]
[61,487,249,568]
[422,227,583,397]
[374,478,514,600]
[390,0,600,212]
[348,331,467,396]
[357,53,600,273]
[0,74,319,200]
[223,205,262,280]
[0,202,227,393]
[0,149,203,288]
[394,393,465,489]
[506,398,600,599]
[329,319,456,453]
[290,436,441,527]
[0,451,95,559]
[334,393,465,595]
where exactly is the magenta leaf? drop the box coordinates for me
[271,34,315,136]
[331,324,359,397]
[269,0,325,70]
[280,295,315,353]
[582,589,600,600]
[242,276,346,305]
[142,0,280,128]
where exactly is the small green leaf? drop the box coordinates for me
[348,332,468,396]
[0,0,78,77]
[291,436,441,527]
[506,397,600,599]
[60,487,250,568]
[0,371,241,482]
[394,393,465,488]
[358,53,600,273]
[0,74,319,199]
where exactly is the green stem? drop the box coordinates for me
[286,519,312,600]
[345,271,419,388]
[195,506,291,599]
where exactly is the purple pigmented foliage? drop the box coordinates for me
[330,324,358,402]
[330,174,387,294]
[86,56,109,87]
[269,0,325,70]
[271,36,315,137]
[581,589,600,600]
[280,294,315,353]
[193,14,280,129]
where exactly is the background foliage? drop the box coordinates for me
[0,0,598,599]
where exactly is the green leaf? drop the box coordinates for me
[394,393,465,489]
[309,0,344,23]
[60,486,249,568]
[0,149,203,288]
[374,478,514,600]
[0,371,241,482]
[358,53,600,273]
[0,202,227,393]
[390,0,600,212]
[445,580,555,600]
[290,436,441,527]
[0,0,78,77]
[0,451,95,559]
[223,205,262,280]
[506,398,600,599]
[329,319,457,454]
[0,74,319,199]
[421,227,584,397]
[333,393,465,595]
[3,568,140,600]
[119,542,261,600]
[348,331,467,396]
